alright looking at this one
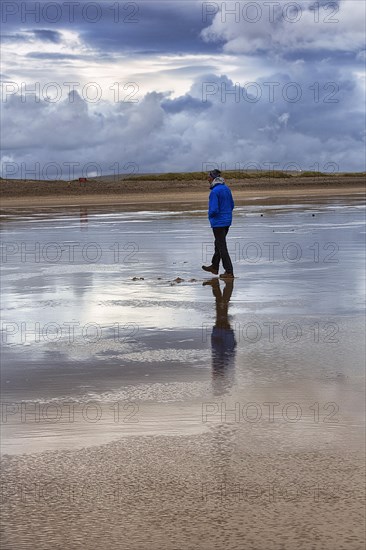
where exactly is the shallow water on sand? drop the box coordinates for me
[1,196,365,550]
[1,196,365,454]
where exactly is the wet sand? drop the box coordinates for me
[1,195,365,549]
[2,434,364,550]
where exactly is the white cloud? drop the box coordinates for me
[1,0,364,176]
[201,0,366,55]
[1,63,365,179]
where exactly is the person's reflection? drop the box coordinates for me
[80,207,88,230]
[203,278,237,395]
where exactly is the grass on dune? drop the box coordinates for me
[123,170,365,182]
[123,170,293,181]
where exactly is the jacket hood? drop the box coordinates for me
[210,176,225,189]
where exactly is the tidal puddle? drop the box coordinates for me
[1,196,365,454]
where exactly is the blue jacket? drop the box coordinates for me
[208,178,234,227]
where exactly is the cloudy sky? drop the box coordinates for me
[1,0,365,178]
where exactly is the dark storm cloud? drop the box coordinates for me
[2,28,62,43]
[2,64,364,176]
[161,94,212,113]
[1,33,29,43]
[31,29,62,43]
[1,0,221,55]
[26,52,91,60]
[81,2,221,55]
[1,0,365,174]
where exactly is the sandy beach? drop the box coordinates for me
[2,433,364,549]
[1,174,364,208]
[2,0,365,544]
[1,188,365,549]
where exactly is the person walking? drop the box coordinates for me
[202,169,235,279]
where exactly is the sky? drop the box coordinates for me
[1,0,365,179]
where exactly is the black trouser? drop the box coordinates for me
[211,226,233,274]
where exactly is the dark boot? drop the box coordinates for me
[202,265,219,275]
[219,272,234,279]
